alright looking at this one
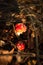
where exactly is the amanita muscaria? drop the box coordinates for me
[14,23,27,36]
[16,41,25,51]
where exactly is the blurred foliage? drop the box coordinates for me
[0,0,43,65]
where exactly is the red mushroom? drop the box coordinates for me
[16,41,25,51]
[14,23,27,36]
